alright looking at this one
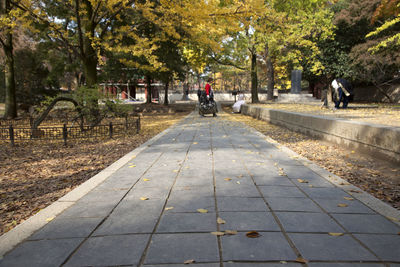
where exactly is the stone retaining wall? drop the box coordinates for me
[241,105,400,163]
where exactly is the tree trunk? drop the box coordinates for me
[375,84,394,103]
[83,55,98,88]
[146,75,152,103]
[251,52,259,103]
[33,96,83,129]
[1,0,17,118]
[164,80,169,106]
[3,32,17,118]
[266,58,274,101]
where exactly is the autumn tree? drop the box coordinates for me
[0,0,24,118]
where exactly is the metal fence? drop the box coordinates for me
[0,116,140,145]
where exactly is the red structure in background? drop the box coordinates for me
[102,79,160,102]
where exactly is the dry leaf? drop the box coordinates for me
[329,232,344,236]
[165,207,174,211]
[387,216,400,222]
[140,197,149,201]
[337,203,348,207]
[343,197,354,201]
[224,178,232,181]
[246,231,261,238]
[211,231,225,236]
[197,209,208,213]
[129,165,136,168]
[225,230,238,235]
[184,259,195,264]
[236,181,241,184]
[131,155,136,159]
[46,217,54,222]
[297,179,308,183]
[193,142,198,144]
[349,189,361,193]
[295,257,308,264]
[173,170,179,173]
[217,217,226,224]
[143,178,150,181]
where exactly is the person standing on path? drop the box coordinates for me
[331,78,353,109]
[205,78,218,117]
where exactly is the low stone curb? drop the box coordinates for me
[241,104,400,163]
[0,113,191,258]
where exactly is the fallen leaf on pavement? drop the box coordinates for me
[211,231,225,236]
[165,207,174,211]
[193,142,198,144]
[225,230,238,235]
[349,189,361,193]
[184,259,195,264]
[329,232,344,236]
[217,217,226,224]
[197,209,208,213]
[344,197,354,201]
[387,216,399,222]
[143,178,150,181]
[297,179,308,183]
[246,231,261,238]
[337,203,348,207]
[129,165,136,168]
[295,257,308,263]
[224,178,232,181]
[46,217,54,222]
[140,197,149,201]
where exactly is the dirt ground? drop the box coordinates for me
[254,103,400,127]
[0,104,192,235]
[222,105,400,211]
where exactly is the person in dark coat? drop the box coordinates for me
[331,78,353,109]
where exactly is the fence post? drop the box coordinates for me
[109,122,113,138]
[63,124,68,146]
[9,125,14,146]
[136,116,140,134]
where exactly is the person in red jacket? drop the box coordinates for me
[204,77,217,117]
[205,78,213,101]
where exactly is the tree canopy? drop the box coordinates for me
[1,0,399,116]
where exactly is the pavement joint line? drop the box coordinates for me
[219,117,304,262]
[235,117,400,226]
[0,111,193,258]
[137,125,198,266]
[209,116,225,267]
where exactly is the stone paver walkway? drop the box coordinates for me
[1,112,400,267]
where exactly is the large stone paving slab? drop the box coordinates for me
[0,239,83,267]
[64,234,149,266]
[144,233,219,264]
[288,233,378,261]
[221,232,297,261]
[1,112,399,266]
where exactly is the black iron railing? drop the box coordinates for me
[0,116,140,145]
